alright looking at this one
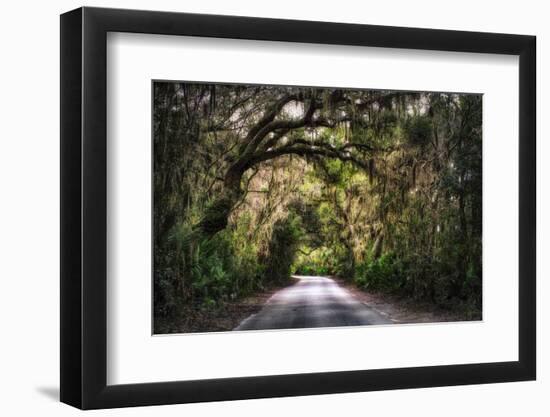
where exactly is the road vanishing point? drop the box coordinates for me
[234,275,392,331]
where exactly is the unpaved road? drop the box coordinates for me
[234,275,392,331]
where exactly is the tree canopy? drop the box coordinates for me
[153,82,482,328]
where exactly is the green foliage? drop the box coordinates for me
[293,246,333,276]
[404,115,432,147]
[154,213,265,316]
[264,212,302,284]
[294,264,329,275]
[354,253,403,291]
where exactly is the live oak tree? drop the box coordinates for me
[193,86,398,237]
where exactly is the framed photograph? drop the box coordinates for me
[60,6,536,409]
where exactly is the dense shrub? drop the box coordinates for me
[354,253,404,292]
[264,213,302,284]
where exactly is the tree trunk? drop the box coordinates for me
[373,233,384,259]
[196,164,245,237]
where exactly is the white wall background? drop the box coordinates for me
[0,0,545,415]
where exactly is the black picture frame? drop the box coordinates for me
[60,6,536,410]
